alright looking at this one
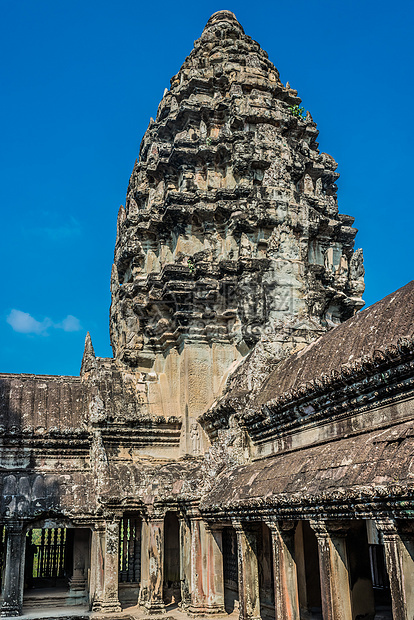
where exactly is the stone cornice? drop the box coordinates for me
[200,483,414,522]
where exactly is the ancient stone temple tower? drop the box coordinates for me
[109,9,364,434]
[1,10,414,620]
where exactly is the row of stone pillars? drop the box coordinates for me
[234,518,414,620]
[138,514,225,615]
[129,514,414,620]
[2,515,413,618]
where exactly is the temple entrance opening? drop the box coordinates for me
[365,520,392,619]
[163,511,181,606]
[258,523,275,620]
[222,526,239,614]
[296,521,322,619]
[23,524,90,612]
[118,514,142,608]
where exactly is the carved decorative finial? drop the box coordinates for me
[80,331,96,377]
[204,10,244,33]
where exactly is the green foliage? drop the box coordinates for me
[187,258,195,273]
[289,104,306,119]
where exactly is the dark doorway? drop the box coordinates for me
[23,526,90,611]
[163,512,181,605]
[365,520,392,618]
[118,514,142,608]
[222,526,239,614]
[25,528,71,590]
[295,521,322,619]
[258,523,275,620]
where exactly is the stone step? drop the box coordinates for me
[24,588,87,609]
[21,615,89,620]
[13,608,89,620]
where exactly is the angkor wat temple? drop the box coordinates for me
[1,10,413,620]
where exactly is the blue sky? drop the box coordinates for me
[1,0,413,376]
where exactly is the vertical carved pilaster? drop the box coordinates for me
[102,520,122,612]
[91,520,121,613]
[179,512,192,609]
[375,518,413,620]
[139,514,165,614]
[266,520,300,620]
[309,520,352,620]
[188,515,225,614]
[189,515,204,612]
[139,517,150,608]
[205,524,225,614]
[90,523,105,611]
[233,521,261,620]
[1,521,25,618]
[398,521,414,620]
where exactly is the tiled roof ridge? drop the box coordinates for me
[200,481,414,517]
[255,333,414,417]
[254,280,414,406]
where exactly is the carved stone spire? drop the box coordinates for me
[80,331,96,377]
[109,11,364,420]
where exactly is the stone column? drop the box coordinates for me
[139,518,149,608]
[398,522,414,618]
[91,521,121,613]
[205,524,225,614]
[102,520,121,612]
[233,521,261,620]
[188,516,225,615]
[139,515,165,613]
[179,513,192,609]
[1,521,26,618]
[375,518,414,620]
[189,515,205,612]
[309,520,352,620]
[90,524,104,610]
[266,520,300,620]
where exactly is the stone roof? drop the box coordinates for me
[255,280,414,407]
[0,373,86,433]
[201,418,414,514]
